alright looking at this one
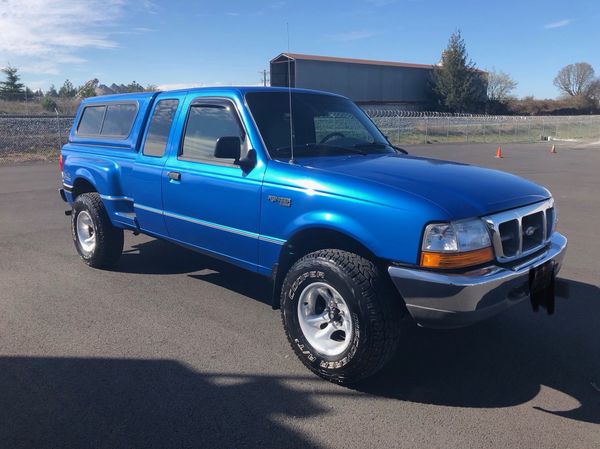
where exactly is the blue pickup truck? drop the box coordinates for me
[59,87,567,383]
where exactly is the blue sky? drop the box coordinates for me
[1,0,599,98]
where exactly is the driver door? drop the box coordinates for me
[161,96,265,271]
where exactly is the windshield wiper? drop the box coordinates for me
[272,143,367,156]
[352,142,389,149]
[352,142,408,154]
[310,143,367,155]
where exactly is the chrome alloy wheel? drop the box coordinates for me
[297,282,353,357]
[76,210,96,254]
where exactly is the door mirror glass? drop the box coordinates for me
[214,136,241,160]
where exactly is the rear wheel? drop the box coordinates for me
[71,192,124,268]
[281,249,403,384]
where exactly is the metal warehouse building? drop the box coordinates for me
[270,53,438,104]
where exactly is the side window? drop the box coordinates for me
[77,106,105,135]
[101,103,137,137]
[180,103,244,164]
[142,99,179,157]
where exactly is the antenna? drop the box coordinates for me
[287,22,295,164]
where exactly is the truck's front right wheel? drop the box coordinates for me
[71,192,124,268]
[281,249,403,384]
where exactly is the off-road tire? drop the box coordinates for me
[71,192,124,268]
[281,249,403,384]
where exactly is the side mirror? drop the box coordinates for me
[237,149,257,171]
[214,136,241,161]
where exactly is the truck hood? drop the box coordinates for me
[296,153,550,219]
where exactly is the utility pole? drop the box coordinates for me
[259,69,270,87]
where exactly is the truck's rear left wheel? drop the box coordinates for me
[71,192,124,268]
[281,249,403,384]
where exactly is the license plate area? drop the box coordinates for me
[529,260,556,314]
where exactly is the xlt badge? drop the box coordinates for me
[268,195,292,207]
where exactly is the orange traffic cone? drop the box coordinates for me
[495,147,503,158]
[550,144,557,154]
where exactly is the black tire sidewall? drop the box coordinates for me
[70,192,124,268]
[71,195,100,263]
[282,255,372,377]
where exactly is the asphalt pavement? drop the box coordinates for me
[0,142,598,449]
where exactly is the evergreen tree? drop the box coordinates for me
[77,79,98,98]
[78,84,97,98]
[59,79,77,98]
[125,81,145,93]
[433,31,485,112]
[47,84,59,97]
[0,64,25,101]
[41,95,58,112]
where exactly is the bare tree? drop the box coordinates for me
[487,69,518,101]
[553,62,595,96]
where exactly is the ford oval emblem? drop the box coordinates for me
[524,226,537,237]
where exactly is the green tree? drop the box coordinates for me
[77,79,98,98]
[47,84,58,97]
[59,79,77,98]
[78,84,97,98]
[24,86,34,99]
[125,81,145,93]
[0,64,25,101]
[41,95,58,111]
[433,31,485,112]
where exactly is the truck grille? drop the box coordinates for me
[483,199,554,263]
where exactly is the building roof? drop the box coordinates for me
[270,52,436,70]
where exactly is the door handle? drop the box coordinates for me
[167,171,181,181]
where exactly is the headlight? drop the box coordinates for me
[421,218,493,269]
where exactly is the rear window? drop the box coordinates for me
[76,102,138,138]
[77,105,105,135]
[101,104,137,137]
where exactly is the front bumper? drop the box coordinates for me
[388,232,567,329]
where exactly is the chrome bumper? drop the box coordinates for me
[388,232,567,329]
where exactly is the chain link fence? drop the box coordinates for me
[1,108,600,164]
[0,115,72,164]
[363,106,600,145]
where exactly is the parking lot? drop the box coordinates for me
[0,142,598,449]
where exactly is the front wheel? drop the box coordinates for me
[71,192,124,268]
[281,249,403,384]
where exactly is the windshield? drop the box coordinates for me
[245,91,394,159]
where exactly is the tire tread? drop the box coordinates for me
[72,192,123,268]
[281,249,403,383]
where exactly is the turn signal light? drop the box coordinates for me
[59,153,64,172]
[420,247,494,269]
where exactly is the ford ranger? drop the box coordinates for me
[59,87,567,383]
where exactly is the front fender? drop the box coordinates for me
[282,210,377,251]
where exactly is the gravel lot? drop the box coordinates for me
[0,142,598,449]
